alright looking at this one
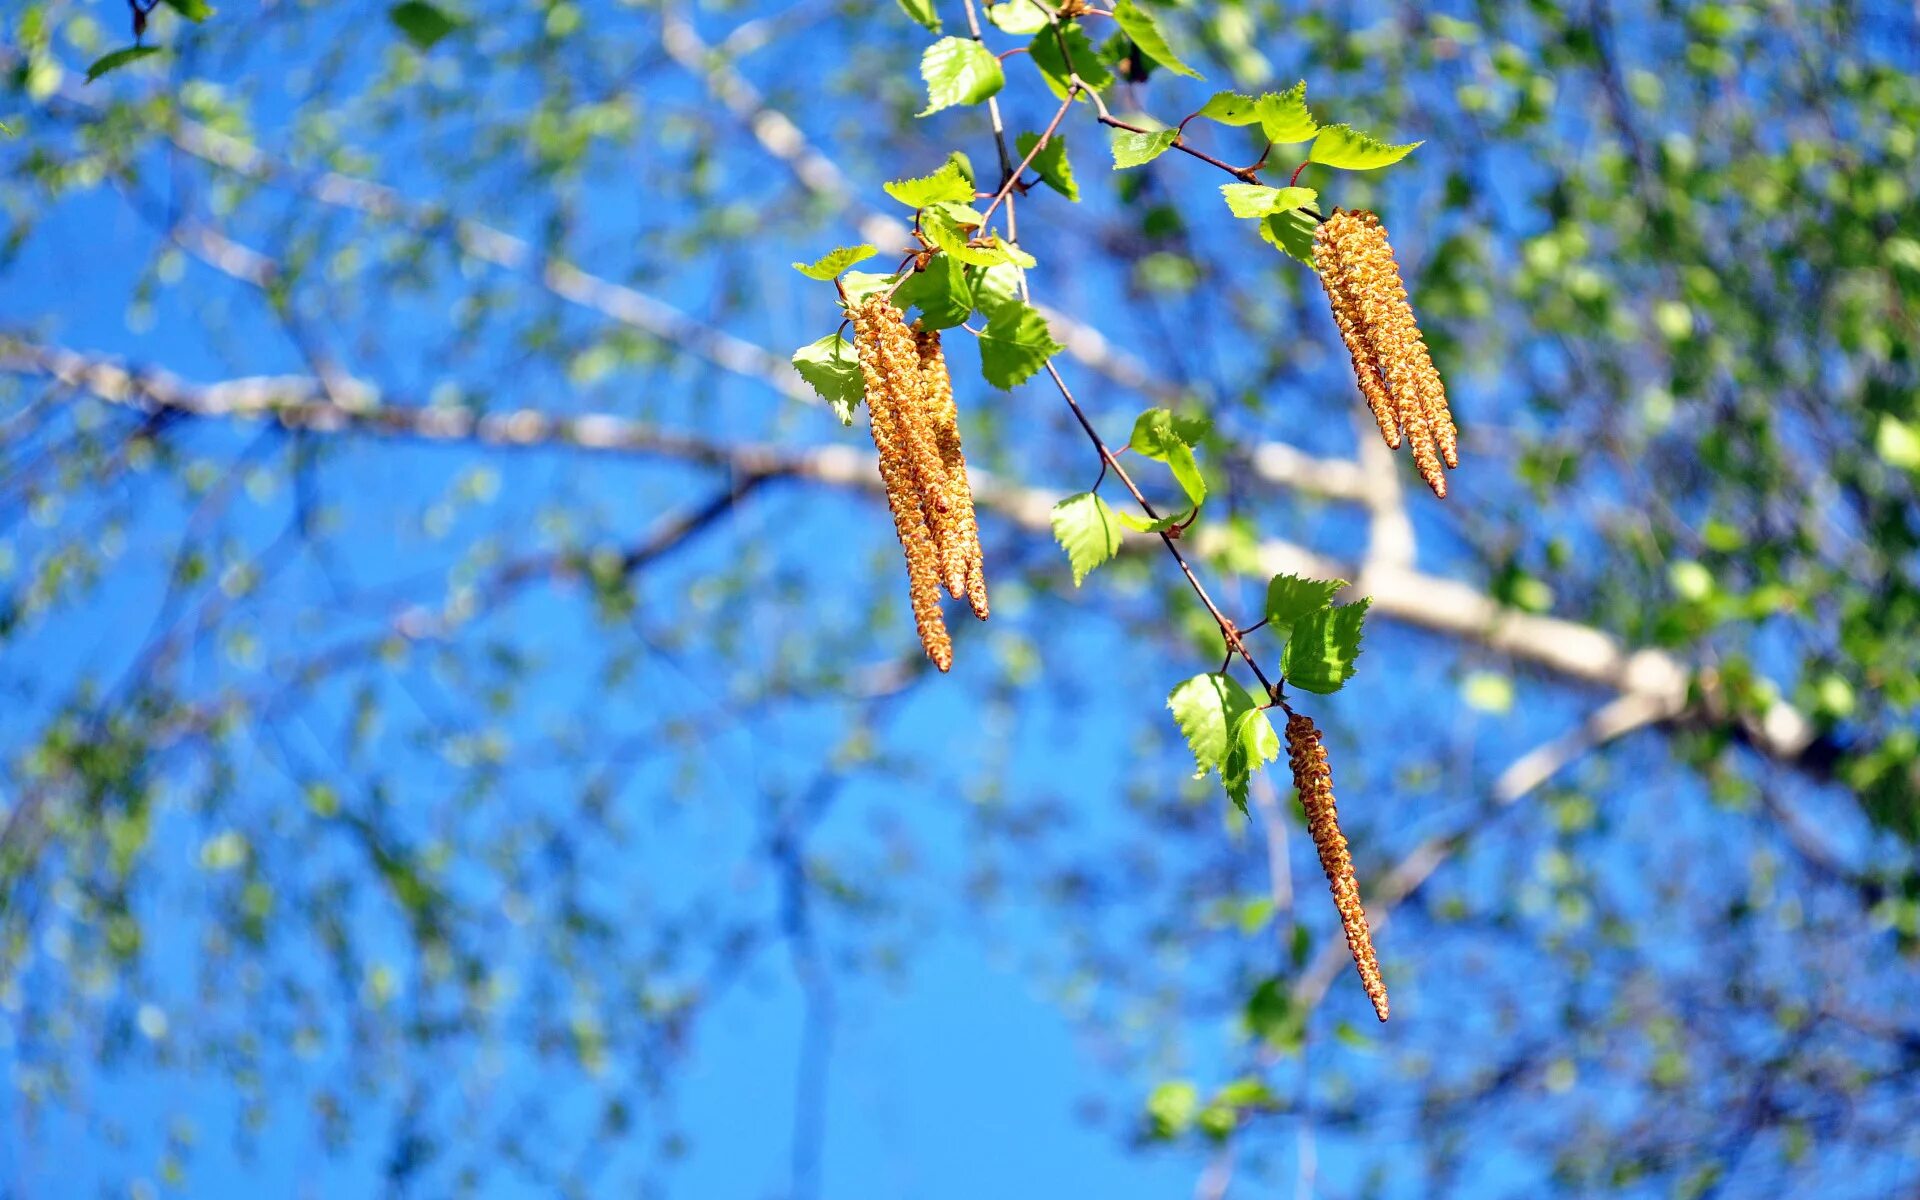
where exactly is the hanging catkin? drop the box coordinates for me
[1314,209,1459,499]
[851,296,953,671]
[916,327,988,621]
[1286,710,1389,1022]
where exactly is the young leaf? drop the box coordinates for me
[1128,408,1207,504]
[1014,131,1079,202]
[1221,707,1282,811]
[1196,91,1261,126]
[85,45,163,83]
[1258,209,1319,264]
[389,1,463,49]
[1051,492,1124,585]
[791,334,864,425]
[1254,82,1318,144]
[791,244,878,280]
[162,0,215,20]
[1264,573,1346,637]
[892,253,971,330]
[967,262,1023,321]
[1111,128,1179,169]
[884,159,977,208]
[1030,24,1113,97]
[919,36,1005,116]
[1111,0,1202,79]
[1281,599,1370,694]
[1219,184,1317,219]
[839,271,898,304]
[894,0,941,32]
[1308,124,1421,170]
[922,205,1018,268]
[986,1,1049,34]
[1115,508,1192,534]
[978,301,1062,389]
[1167,673,1259,778]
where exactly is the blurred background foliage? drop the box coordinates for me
[1,0,1917,1195]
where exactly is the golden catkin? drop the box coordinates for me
[1286,710,1389,1022]
[1313,209,1459,499]
[851,297,952,672]
[917,327,989,621]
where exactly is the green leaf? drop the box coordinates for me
[967,262,1023,321]
[1050,492,1124,585]
[894,0,941,32]
[1114,508,1192,534]
[791,334,864,425]
[1221,707,1282,811]
[1014,132,1079,202]
[1111,0,1202,79]
[1128,408,1207,504]
[1196,91,1261,126]
[1308,124,1421,170]
[162,0,215,20]
[1030,24,1112,97]
[1145,1081,1200,1139]
[1258,208,1319,264]
[1167,673,1259,777]
[85,45,163,83]
[892,254,971,330]
[1111,128,1178,169]
[921,203,1033,269]
[389,1,463,49]
[919,36,1005,116]
[1264,572,1346,637]
[1246,977,1305,1053]
[1876,415,1920,471]
[791,244,877,280]
[1281,599,1369,694]
[838,271,898,304]
[978,301,1061,389]
[1254,82,1319,144]
[884,158,977,208]
[1219,183,1317,219]
[985,1,1050,34]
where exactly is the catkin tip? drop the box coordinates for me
[1286,710,1389,1022]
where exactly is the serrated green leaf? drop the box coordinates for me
[1050,492,1123,585]
[1308,124,1421,170]
[85,45,163,83]
[1111,127,1178,169]
[162,0,215,20]
[894,0,941,32]
[792,244,878,280]
[1219,184,1317,219]
[892,254,971,330]
[967,263,1023,321]
[1030,24,1112,97]
[389,1,463,49]
[919,36,1005,116]
[1111,0,1202,79]
[1196,91,1261,126]
[791,334,864,424]
[985,0,1049,34]
[1128,408,1207,504]
[1167,673,1259,777]
[1221,707,1282,811]
[978,300,1061,389]
[1114,507,1193,534]
[1014,131,1079,201]
[1264,573,1346,637]
[839,271,898,304]
[921,205,1008,267]
[1258,208,1319,264]
[1281,599,1369,694]
[884,159,977,208]
[1254,82,1318,144]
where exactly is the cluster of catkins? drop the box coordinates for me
[849,296,988,671]
[1314,209,1460,499]
[1286,709,1390,1022]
